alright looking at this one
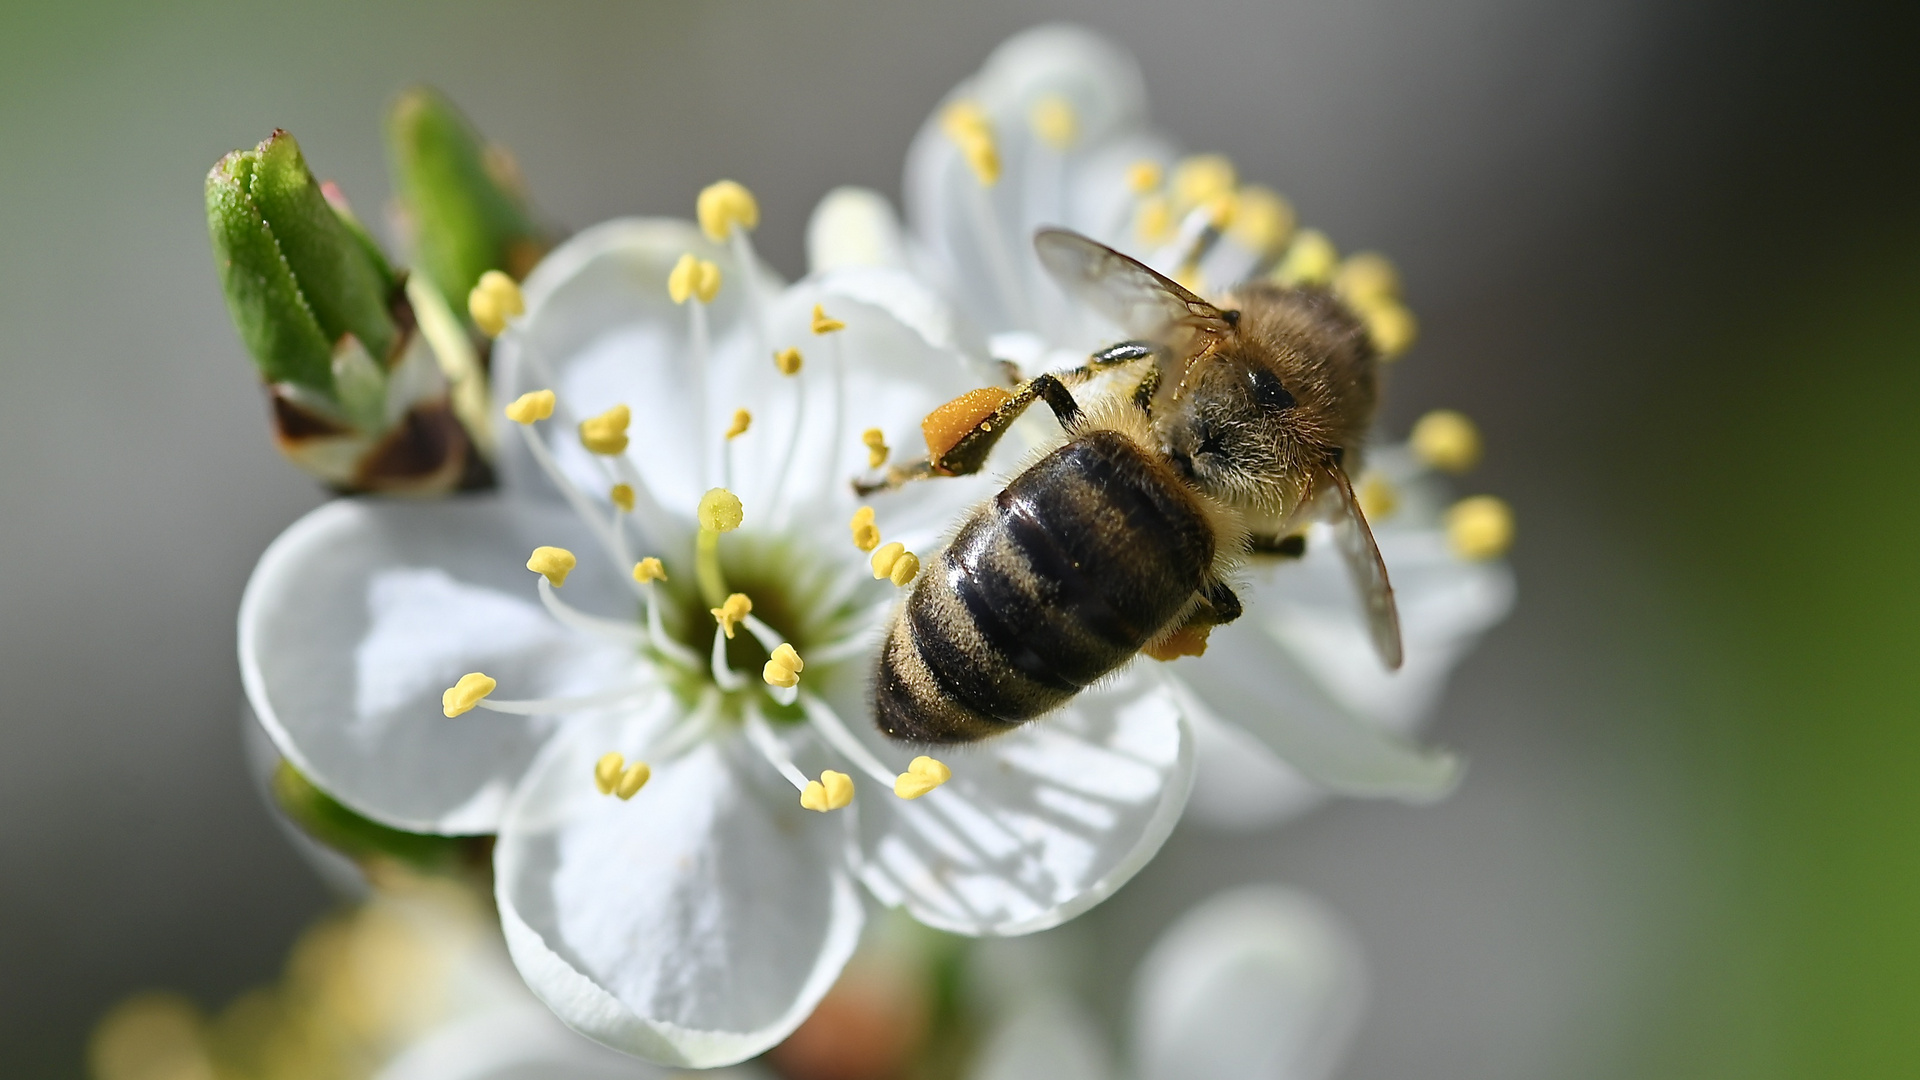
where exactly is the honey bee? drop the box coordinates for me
[869,228,1401,744]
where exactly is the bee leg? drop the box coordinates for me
[1248,532,1308,559]
[930,373,1082,477]
[852,458,936,496]
[1056,339,1164,386]
[1130,366,1161,414]
[1199,579,1243,625]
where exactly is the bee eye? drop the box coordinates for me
[1248,368,1296,412]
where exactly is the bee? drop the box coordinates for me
[869,228,1401,744]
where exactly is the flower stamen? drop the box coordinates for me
[761,642,804,689]
[578,405,631,456]
[467,270,525,338]
[773,347,803,375]
[441,672,495,717]
[849,506,881,552]
[800,770,854,813]
[535,578,645,646]
[870,542,921,586]
[1411,410,1482,473]
[526,545,577,587]
[504,389,555,424]
[711,592,752,640]
[594,752,652,799]
[1446,496,1514,560]
[479,682,655,716]
[743,710,813,793]
[1029,94,1078,150]
[861,428,889,469]
[893,756,952,800]
[610,483,635,512]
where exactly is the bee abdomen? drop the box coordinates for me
[874,430,1213,743]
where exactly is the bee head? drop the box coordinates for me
[1161,350,1317,510]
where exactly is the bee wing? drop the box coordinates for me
[1321,462,1405,670]
[1034,228,1233,347]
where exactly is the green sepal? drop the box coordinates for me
[207,147,336,394]
[270,759,478,873]
[387,87,542,313]
[206,130,400,397]
[244,131,399,362]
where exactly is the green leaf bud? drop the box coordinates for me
[206,130,400,395]
[387,87,544,315]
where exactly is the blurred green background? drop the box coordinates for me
[0,1,1915,1076]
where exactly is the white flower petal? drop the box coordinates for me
[904,25,1154,337]
[1255,526,1517,731]
[495,716,864,1068]
[829,668,1193,936]
[712,269,1001,530]
[969,993,1115,1080]
[493,218,775,519]
[240,497,636,833]
[1167,617,1460,801]
[1131,886,1366,1080]
[808,186,909,273]
[1183,708,1324,832]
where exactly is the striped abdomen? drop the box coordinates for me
[874,429,1214,743]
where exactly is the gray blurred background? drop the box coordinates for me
[3,1,1916,1077]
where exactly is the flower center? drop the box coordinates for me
[431,202,954,815]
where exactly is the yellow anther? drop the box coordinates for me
[861,427,889,469]
[800,770,854,812]
[771,642,803,674]
[889,551,921,587]
[871,541,906,579]
[1410,410,1482,474]
[1204,192,1236,230]
[1228,185,1297,256]
[594,752,625,795]
[893,755,952,800]
[632,557,667,584]
[1273,229,1337,286]
[610,483,636,512]
[441,672,495,718]
[1135,195,1173,245]
[615,761,652,800]
[711,592,752,639]
[762,642,805,689]
[872,541,919,585]
[504,389,556,425]
[1446,495,1515,560]
[811,304,846,335]
[526,545,578,587]
[668,253,722,304]
[1364,303,1418,359]
[1030,94,1078,149]
[774,347,804,375]
[849,505,882,553]
[578,404,631,455]
[1333,252,1402,308]
[1171,154,1237,208]
[941,100,1001,185]
[466,270,524,338]
[697,488,744,532]
[1126,159,1164,194]
[1356,473,1398,522]
[696,179,760,241]
[725,408,753,440]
